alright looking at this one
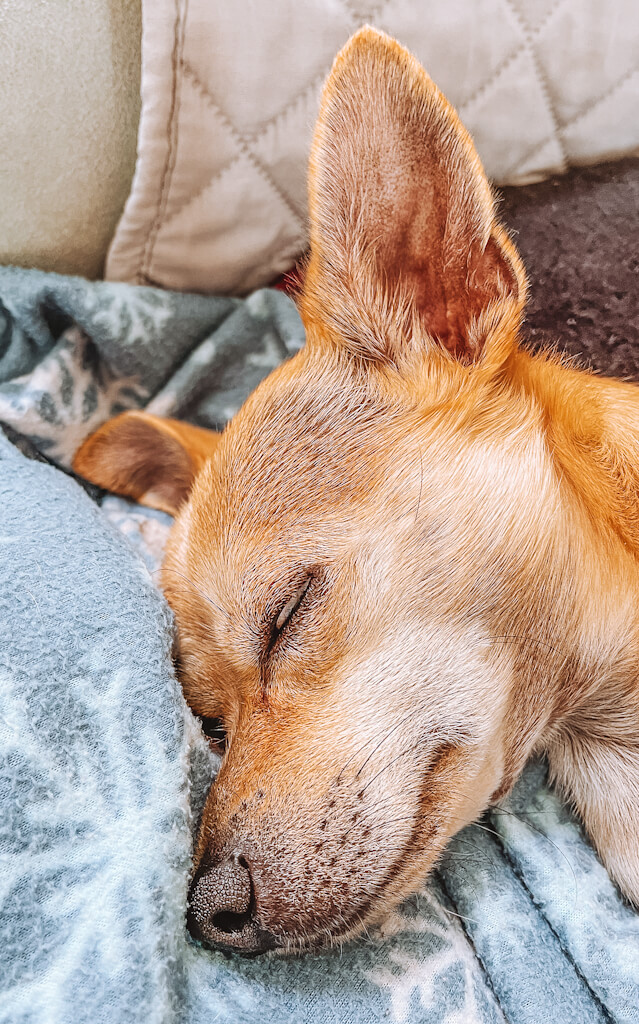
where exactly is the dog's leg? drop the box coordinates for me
[73,411,221,514]
[546,730,639,906]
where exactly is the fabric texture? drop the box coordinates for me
[499,157,639,377]
[2,160,639,1022]
[106,0,639,295]
[0,432,207,1024]
[0,0,141,281]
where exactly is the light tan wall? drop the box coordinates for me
[0,0,141,279]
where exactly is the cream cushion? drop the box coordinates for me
[0,0,141,279]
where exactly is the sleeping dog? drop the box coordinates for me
[74,27,639,954]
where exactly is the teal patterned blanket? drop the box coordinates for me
[1,266,638,1024]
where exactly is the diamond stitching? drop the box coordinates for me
[141,0,189,280]
[459,0,569,115]
[502,0,569,173]
[161,60,308,235]
[508,62,639,178]
[118,0,639,295]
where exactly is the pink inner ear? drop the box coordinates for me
[356,130,519,360]
[408,234,520,360]
[375,168,451,347]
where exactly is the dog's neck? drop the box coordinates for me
[511,346,639,556]
[478,344,639,794]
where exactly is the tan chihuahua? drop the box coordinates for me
[74,28,639,955]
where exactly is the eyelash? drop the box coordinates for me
[265,575,313,654]
[199,716,227,755]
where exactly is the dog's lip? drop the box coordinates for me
[190,742,459,956]
[279,747,456,954]
[191,930,282,958]
[265,897,376,956]
[271,921,367,956]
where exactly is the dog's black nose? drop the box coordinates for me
[187,854,277,955]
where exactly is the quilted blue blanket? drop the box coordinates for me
[1,267,638,1024]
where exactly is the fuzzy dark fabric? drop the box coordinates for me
[499,157,639,380]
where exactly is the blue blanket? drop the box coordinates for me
[1,267,638,1024]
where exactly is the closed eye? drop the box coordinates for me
[267,575,312,652]
[275,578,311,630]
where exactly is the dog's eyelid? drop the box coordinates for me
[274,576,312,632]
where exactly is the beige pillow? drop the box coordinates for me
[106,0,639,296]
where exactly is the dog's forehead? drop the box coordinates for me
[214,355,400,521]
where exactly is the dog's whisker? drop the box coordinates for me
[440,853,488,862]
[471,818,579,906]
[357,737,427,797]
[485,807,579,902]
[439,905,480,927]
[414,448,424,522]
[489,632,564,662]
[337,708,419,783]
[347,705,427,781]
[490,808,556,818]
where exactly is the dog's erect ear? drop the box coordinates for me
[72,411,221,515]
[302,27,526,364]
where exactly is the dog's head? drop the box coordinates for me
[74,28,569,954]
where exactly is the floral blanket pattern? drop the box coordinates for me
[1,266,638,1024]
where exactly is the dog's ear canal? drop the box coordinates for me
[72,411,221,515]
[301,27,527,364]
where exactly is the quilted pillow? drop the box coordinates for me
[106,0,639,296]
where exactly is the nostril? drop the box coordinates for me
[210,857,255,933]
[211,907,252,933]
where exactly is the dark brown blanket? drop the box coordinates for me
[500,158,639,379]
